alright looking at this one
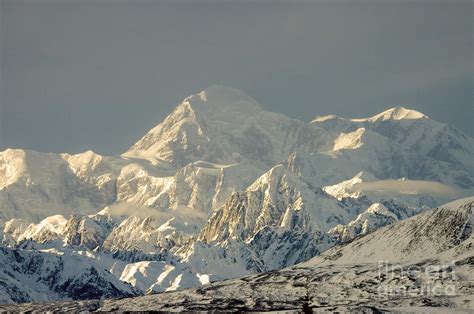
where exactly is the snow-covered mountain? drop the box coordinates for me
[124,86,333,168]
[1,87,471,225]
[303,196,474,266]
[0,246,137,304]
[7,197,472,312]
[313,107,474,182]
[199,161,349,242]
[0,149,108,222]
[0,86,473,305]
[328,202,399,242]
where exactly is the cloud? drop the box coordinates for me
[348,179,462,198]
[99,202,208,227]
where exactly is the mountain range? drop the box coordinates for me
[3,196,473,311]
[0,86,472,308]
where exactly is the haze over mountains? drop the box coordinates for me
[0,86,472,307]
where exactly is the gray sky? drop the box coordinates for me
[1,0,472,155]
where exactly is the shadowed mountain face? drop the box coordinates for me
[0,86,472,306]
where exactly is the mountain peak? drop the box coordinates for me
[175,85,262,122]
[123,86,269,165]
[360,106,427,122]
[196,85,255,103]
[312,107,428,124]
[365,203,390,215]
[311,114,339,123]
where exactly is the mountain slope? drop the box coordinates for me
[0,246,137,304]
[124,85,332,168]
[328,203,399,242]
[178,157,371,273]
[302,196,473,266]
[312,107,474,177]
[319,126,472,189]
[95,196,474,311]
[199,162,351,242]
[0,149,106,222]
[11,197,472,312]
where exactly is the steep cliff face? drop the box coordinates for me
[199,164,345,243]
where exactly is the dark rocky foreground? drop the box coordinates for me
[1,258,472,313]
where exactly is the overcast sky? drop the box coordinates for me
[0,0,472,155]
